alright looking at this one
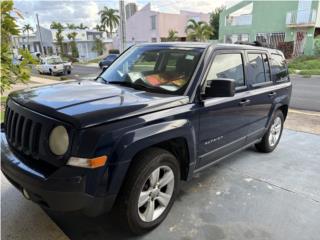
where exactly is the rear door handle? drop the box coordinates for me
[239,99,251,106]
[268,92,277,97]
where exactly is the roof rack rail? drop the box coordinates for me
[235,41,271,48]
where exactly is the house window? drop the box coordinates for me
[151,15,156,30]
[256,32,285,48]
[225,33,249,43]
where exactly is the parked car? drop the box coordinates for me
[99,54,118,69]
[1,42,291,234]
[36,56,72,75]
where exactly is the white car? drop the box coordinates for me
[36,56,72,76]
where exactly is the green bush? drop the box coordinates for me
[288,56,320,70]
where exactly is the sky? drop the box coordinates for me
[14,0,240,29]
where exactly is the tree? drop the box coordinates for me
[99,7,120,38]
[94,24,105,32]
[167,29,178,41]
[209,7,225,39]
[66,23,77,29]
[77,23,88,30]
[185,19,214,42]
[50,21,64,55]
[1,0,35,92]
[67,32,79,58]
[92,38,104,56]
[22,24,34,49]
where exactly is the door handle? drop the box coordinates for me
[239,99,251,106]
[268,92,277,97]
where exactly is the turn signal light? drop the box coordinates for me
[67,155,108,168]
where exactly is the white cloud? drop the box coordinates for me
[14,0,234,30]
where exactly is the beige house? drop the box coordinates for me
[114,3,210,48]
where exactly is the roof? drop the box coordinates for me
[133,42,281,54]
[135,42,211,49]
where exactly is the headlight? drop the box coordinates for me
[49,126,69,155]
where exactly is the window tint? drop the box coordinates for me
[271,54,288,81]
[206,54,245,87]
[262,54,271,81]
[248,53,271,84]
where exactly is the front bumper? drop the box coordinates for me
[1,132,116,216]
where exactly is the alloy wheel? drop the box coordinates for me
[269,116,282,147]
[138,166,174,222]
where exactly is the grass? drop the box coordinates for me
[1,96,8,123]
[288,56,320,76]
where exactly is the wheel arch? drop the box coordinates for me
[106,119,197,196]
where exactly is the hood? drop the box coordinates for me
[10,80,189,128]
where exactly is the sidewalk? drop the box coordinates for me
[285,109,320,135]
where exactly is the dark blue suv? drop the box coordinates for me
[1,42,291,234]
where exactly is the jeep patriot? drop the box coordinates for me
[1,42,292,234]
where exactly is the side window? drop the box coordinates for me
[271,54,288,81]
[206,53,245,87]
[262,54,271,82]
[248,53,268,84]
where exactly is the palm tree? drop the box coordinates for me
[185,19,214,42]
[50,21,65,55]
[22,24,34,50]
[167,29,178,41]
[66,23,77,29]
[94,24,105,32]
[77,23,88,30]
[98,7,120,38]
[67,32,79,58]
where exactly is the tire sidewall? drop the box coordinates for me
[266,110,284,151]
[126,153,180,231]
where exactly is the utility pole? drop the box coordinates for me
[119,0,126,52]
[36,13,44,55]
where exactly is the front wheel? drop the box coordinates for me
[255,110,284,153]
[118,148,180,234]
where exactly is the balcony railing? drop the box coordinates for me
[286,9,317,27]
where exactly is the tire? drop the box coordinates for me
[67,70,71,74]
[117,147,180,234]
[255,110,284,153]
[49,69,54,76]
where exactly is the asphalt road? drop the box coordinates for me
[290,75,320,112]
[32,64,101,80]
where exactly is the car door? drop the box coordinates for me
[197,50,251,169]
[243,51,275,143]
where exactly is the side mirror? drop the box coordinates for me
[205,78,235,98]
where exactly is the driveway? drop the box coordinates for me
[290,75,320,112]
[2,129,320,240]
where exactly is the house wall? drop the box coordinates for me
[219,0,319,55]
[126,3,159,43]
[125,3,210,43]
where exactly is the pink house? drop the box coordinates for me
[125,3,210,44]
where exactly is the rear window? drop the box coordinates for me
[271,54,288,81]
[248,53,271,84]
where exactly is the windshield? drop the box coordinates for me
[98,46,203,94]
[47,57,63,64]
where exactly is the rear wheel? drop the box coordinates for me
[255,110,284,153]
[118,148,180,234]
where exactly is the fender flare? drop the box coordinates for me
[106,119,197,194]
[266,94,290,128]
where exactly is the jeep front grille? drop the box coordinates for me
[5,105,42,159]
